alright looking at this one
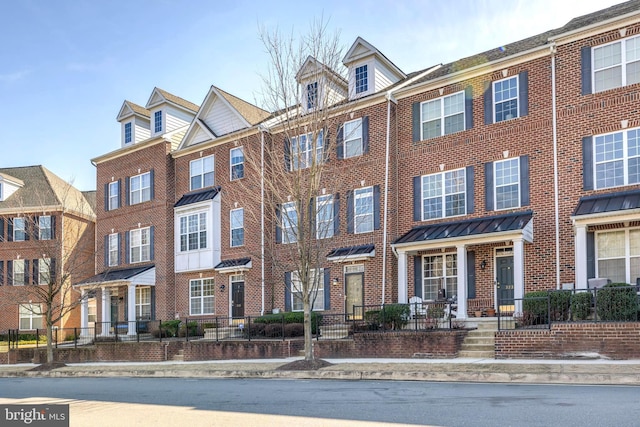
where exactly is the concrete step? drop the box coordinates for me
[457,350,496,358]
[172,349,184,362]
[463,336,496,345]
[460,343,495,352]
[465,330,496,338]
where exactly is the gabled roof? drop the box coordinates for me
[75,265,155,286]
[146,87,199,113]
[573,189,640,217]
[215,86,270,126]
[295,56,348,87]
[174,187,221,208]
[0,171,24,187]
[117,101,150,122]
[343,37,406,79]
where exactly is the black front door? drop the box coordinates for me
[232,280,245,318]
[496,256,515,306]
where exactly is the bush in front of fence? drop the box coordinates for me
[363,304,410,331]
[596,283,639,321]
[570,292,593,320]
[247,312,322,337]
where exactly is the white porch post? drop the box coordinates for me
[101,287,111,336]
[513,238,525,315]
[127,284,137,335]
[397,250,408,304]
[575,224,588,290]
[80,289,88,336]
[456,244,468,319]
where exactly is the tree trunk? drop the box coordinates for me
[46,323,54,364]
[303,295,314,361]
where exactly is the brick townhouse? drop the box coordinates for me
[75,0,640,331]
[0,166,95,331]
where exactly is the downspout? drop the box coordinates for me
[551,42,561,289]
[259,126,267,315]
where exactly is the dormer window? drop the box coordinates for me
[154,111,162,133]
[124,122,132,144]
[0,182,3,201]
[355,65,368,94]
[306,82,318,110]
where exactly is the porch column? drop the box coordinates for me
[101,287,111,337]
[397,249,408,304]
[574,224,588,290]
[456,244,468,319]
[127,284,136,335]
[80,289,88,336]
[513,237,525,315]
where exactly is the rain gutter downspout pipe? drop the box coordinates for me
[550,43,561,289]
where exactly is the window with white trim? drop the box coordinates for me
[37,258,50,284]
[154,111,162,133]
[596,228,640,284]
[108,233,119,266]
[291,130,324,170]
[124,122,132,144]
[281,201,297,244]
[190,278,215,315]
[136,287,151,320]
[19,303,43,330]
[13,217,26,241]
[291,268,324,311]
[316,195,334,239]
[354,187,373,234]
[230,208,244,247]
[593,35,640,93]
[130,227,150,263]
[494,158,520,210]
[108,181,119,210]
[39,216,52,240]
[422,254,457,301]
[421,91,465,139]
[344,119,363,158]
[130,172,151,205]
[421,169,466,220]
[493,76,519,122]
[230,147,244,180]
[87,299,97,324]
[594,128,640,189]
[190,155,214,190]
[306,81,318,110]
[13,259,25,285]
[355,65,368,94]
[179,212,207,252]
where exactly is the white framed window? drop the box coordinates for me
[13,217,26,241]
[13,260,25,285]
[344,119,363,158]
[594,128,640,189]
[190,155,214,190]
[291,130,324,171]
[37,258,50,284]
[230,147,244,180]
[179,212,207,252]
[154,110,162,133]
[355,65,368,94]
[421,168,466,220]
[494,158,520,210]
[306,81,318,110]
[593,35,640,93]
[19,304,43,330]
[87,299,97,324]
[124,122,132,144]
[354,187,373,234]
[422,254,457,301]
[130,227,151,263]
[596,228,640,284]
[108,181,119,210]
[230,208,244,247]
[39,216,52,240]
[291,268,324,312]
[316,195,334,239]
[130,172,151,205]
[136,287,151,320]
[493,76,519,122]
[420,91,465,139]
[281,201,297,244]
[108,233,119,266]
[190,278,215,315]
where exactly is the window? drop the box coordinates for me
[154,111,162,133]
[421,169,466,220]
[108,233,119,266]
[130,172,151,205]
[291,269,324,311]
[19,304,43,330]
[593,35,640,93]
[422,254,457,301]
[13,260,25,286]
[291,130,324,171]
[136,287,151,320]
[124,122,132,144]
[494,158,520,210]
[13,217,26,241]
[596,229,640,284]
[37,258,50,284]
[108,181,119,210]
[594,128,640,189]
[190,278,215,315]
[344,119,363,158]
[281,201,297,244]
[0,182,3,201]
[190,156,214,190]
[355,65,368,94]
[87,299,97,324]
[316,195,334,239]
[421,91,465,139]
[230,208,244,247]
[493,76,518,122]
[39,216,52,240]
[130,227,150,263]
[230,147,244,180]
[179,212,207,252]
[306,81,318,110]
[354,187,373,234]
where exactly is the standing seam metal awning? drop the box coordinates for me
[74,264,155,287]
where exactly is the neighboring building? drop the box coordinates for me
[0,166,95,331]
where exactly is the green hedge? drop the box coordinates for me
[364,304,410,330]
[252,312,322,334]
[570,292,593,320]
[596,283,639,321]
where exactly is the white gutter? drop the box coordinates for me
[551,42,561,290]
[381,64,442,305]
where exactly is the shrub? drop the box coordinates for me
[549,290,572,321]
[159,320,181,338]
[284,323,304,337]
[178,321,200,337]
[427,305,445,319]
[364,304,410,330]
[596,283,638,321]
[523,291,548,324]
[570,292,593,320]
[264,324,283,338]
[252,312,322,334]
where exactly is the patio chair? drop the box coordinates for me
[409,296,427,319]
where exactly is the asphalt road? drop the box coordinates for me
[1,377,639,427]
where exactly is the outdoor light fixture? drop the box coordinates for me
[480,260,487,270]
[333,277,339,286]
[219,284,226,292]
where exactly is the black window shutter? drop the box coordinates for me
[24,219,30,241]
[149,169,155,200]
[284,272,292,312]
[323,268,330,310]
[32,259,39,285]
[333,194,340,236]
[284,138,291,171]
[117,233,121,265]
[413,176,422,221]
[50,216,56,239]
[49,258,56,283]
[34,216,39,241]
[362,116,370,154]
[466,166,475,214]
[582,136,594,190]
[24,260,29,285]
[309,198,316,238]
[125,231,130,264]
[485,162,494,211]
[518,71,529,117]
[150,286,156,320]
[467,251,476,299]
[464,85,473,130]
[104,235,109,267]
[581,46,592,95]
[412,102,421,142]
[0,260,3,286]
[125,177,130,206]
[336,123,344,159]
[373,185,381,230]
[346,190,354,234]
[104,183,109,212]
[275,205,282,244]
[323,128,330,162]
[483,80,493,125]
[414,256,422,298]
[520,155,530,206]
[0,217,4,241]
[117,179,122,209]
[7,219,12,242]
[586,231,595,279]
[7,261,12,285]
[149,226,155,261]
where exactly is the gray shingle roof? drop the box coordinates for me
[214,86,271,126]
[155,88,200,112]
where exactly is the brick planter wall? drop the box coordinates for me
[184,340,299,361]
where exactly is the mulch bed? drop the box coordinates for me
[276,359,333,371]
[28,362,67,371]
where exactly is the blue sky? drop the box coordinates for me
[0,0,622,191]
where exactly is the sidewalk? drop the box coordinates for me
[2,357,640,385]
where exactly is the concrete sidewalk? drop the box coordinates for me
[2,357,640,385]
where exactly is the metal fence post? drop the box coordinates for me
[247,316,251,342]
[159,320,162,343]
[55,328,58,349]
[185,317,189,342]
[282,313,285,341]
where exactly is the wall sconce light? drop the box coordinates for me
[480,260,487,270]
[332,277,339,286]
[219,284,226,292]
